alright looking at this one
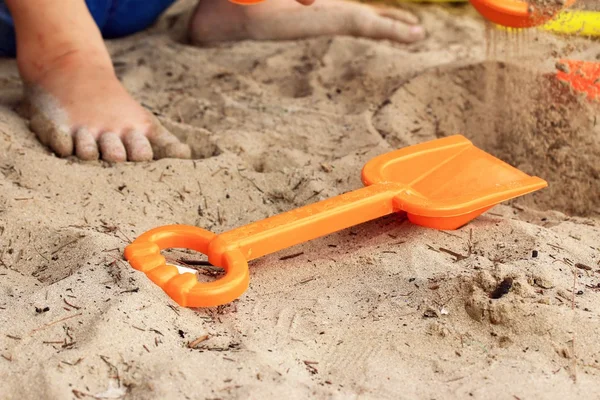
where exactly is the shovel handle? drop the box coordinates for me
[124,225,250,308]
[125,183,404,307]
[209,182,404,265]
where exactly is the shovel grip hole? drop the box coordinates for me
[125,225,250,307]
[163,248,226,284]
[153,247,250,307]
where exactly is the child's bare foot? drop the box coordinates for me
[23,52,191,162]
[7,0,191,162]
[190,0,426,44]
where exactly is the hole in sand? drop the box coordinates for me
[374,61,600,217]
[251,148,314,173]
[159,119,223,160]
[163,248,225,283]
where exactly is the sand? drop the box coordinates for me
[1,1,599,399]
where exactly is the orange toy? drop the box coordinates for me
[556,60,600,101]
[469,0,577,28]
[125,135,547,307]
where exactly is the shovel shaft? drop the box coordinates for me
[208,183,404,265]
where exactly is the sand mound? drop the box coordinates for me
[373,61,600,217]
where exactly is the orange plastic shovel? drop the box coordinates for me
[124,135,547,307]
[469,0,577,28]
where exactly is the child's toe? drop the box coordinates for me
[98,132,127,162]
[148,121,192,160]
[73,128,100,161]
[123,130,153,162]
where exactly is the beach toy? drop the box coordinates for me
[556,59,600,101]
[124,135,547,308]
[469,0,577,28]
[542,11,600,36]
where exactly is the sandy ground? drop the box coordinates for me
[1,1,599,399]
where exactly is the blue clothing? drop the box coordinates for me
[0,0,177,57]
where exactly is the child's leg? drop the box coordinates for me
[4,0,190,161]
[190,0,425,45]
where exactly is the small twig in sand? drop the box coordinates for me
[71,389,89,399]
[570,268,578,383]
[303,360,319,374]
[117,229,132,244]
[304,190,324,203]
[63,298,81,310]
[188,334,210,349]
[33,245,49,263]
[548,243,565,251]
[237,168,264,193]
[572,271,577,310]
[30,313,83,335]
[439,230,462,239]
[100,355,120,385]
[298,277,316,285]
[51,237,83,255]
[426,244,439,253]
[1,354,12,361]
[211,167,226,177]
[575,263,592,271]
[178,258,211,266]
[279,252,304,261]
[61,358,84,366]
[217,207,224,225]
[467,229,474,256]
[150,328,163,336]
[439,247,468,262]
[106,254,127,268]
[174,258,224,274]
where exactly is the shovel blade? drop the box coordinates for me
[362,135,547,229]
